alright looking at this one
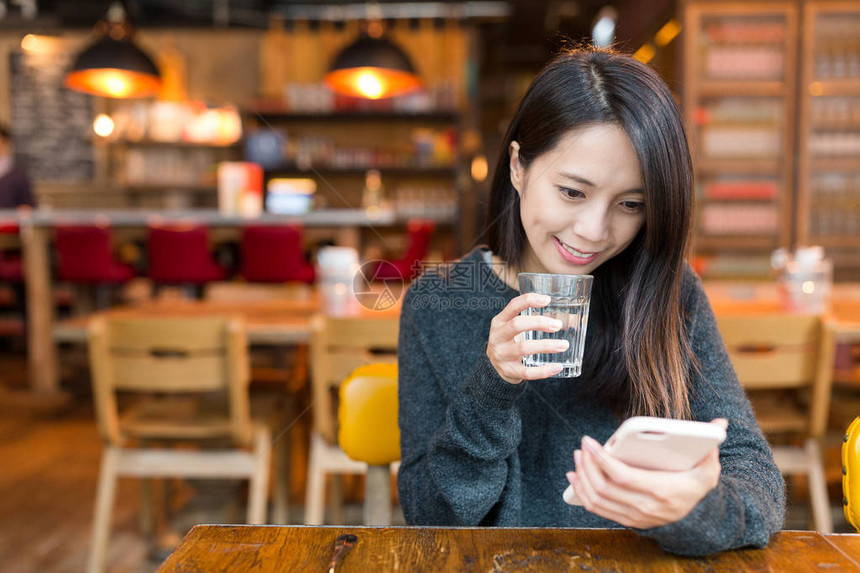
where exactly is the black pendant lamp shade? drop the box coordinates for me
[325,35,422,99]
[65,4,161,98]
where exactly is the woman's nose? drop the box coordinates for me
[572,206,610,244]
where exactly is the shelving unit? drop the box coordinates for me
[104,140,241,208]
[682,1,798,280]
[93,100,245,209]
[797,1,860,281]
[242,107,463,254]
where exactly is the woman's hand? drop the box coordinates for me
[566,418,729,529]
[486,293,567,385]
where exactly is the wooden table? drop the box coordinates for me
[8,208,430,395]
[53,297,324,346]
[156,525,860,572]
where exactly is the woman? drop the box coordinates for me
[397,47,784,556]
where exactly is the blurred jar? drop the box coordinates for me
[772,246,833,314]
[317,246,360,317]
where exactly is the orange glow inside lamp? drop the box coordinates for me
[325,35,421,100]
[65,3,161,99]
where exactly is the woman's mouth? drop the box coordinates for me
[554,237,599,265]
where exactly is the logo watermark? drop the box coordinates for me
[350,259,510,312]
[353,260,404,311]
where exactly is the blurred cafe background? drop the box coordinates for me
[1,1,860,571]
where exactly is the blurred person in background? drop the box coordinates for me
[0,124,34,209]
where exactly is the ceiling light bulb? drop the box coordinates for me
[355,71,385,99]
[93,113,115,137]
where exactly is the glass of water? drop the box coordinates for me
[518,273,593,378]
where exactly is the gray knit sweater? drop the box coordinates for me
[397,247,785,556]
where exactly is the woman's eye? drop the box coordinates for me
[559,187,584,199]
[620,200,645,212]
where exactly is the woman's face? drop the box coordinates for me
[510,123,646,276]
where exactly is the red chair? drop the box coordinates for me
[147,225,227,296]
[0,223,22,282]
[239,225,315,284]
[54,225,137,310]
[55,226,136,285]
[373,219,435,281]
[0,251,22,282]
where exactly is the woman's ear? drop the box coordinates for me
[509,141,524,195]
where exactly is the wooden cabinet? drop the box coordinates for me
[683,0,860,280]
[797,1,860,280]
[682,1,799,279]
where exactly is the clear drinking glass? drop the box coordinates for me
[518,273,593,378]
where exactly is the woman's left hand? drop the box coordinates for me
[566,418,728,529]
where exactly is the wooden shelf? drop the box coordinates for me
[808,79,860,96]
[695,235,780,250]
[698,81,787,97]
[811,158,860,172]
[245,110,459,123]
[118,184,217,192]
[696,159,781,174]
[811,235,860,249]
[698,197,778,205]
[101,140,241,149]
[264,167,457,177]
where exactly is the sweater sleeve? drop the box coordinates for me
[637,275,786,556]
[397,286,527,525]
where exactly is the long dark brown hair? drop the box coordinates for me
[487,46,695,419]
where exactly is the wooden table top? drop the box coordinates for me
[704,282,860,337]
[156,525,860,572]
[52,296,400,345]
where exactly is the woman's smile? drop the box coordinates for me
[553,237,599,265]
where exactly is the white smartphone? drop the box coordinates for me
[562,416,727,506]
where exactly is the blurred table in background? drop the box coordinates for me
[705,281,860,385]
[6,208,424,396]
[156,525,860,572]
[53,296,323,346]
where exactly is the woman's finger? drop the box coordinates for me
[492,293,552,324]
[519,361,564,380]
[576,446,644,516]
[580,436,673,497]
[504,314,565,340]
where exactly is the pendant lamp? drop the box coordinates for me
[65,2,161,99]
[325,22,421,100]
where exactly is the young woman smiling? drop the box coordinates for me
[396,47,784,556]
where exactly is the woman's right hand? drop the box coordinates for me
[486,293,567,385]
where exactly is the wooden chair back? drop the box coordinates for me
[716,313,836,439]
[88,315,252,447]
[309,313,399,444]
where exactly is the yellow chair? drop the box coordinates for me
[305,313,399,524]
[842,417,860,531]
[86,315,277,573]
[338,363,400,525]
[717,313,836,533]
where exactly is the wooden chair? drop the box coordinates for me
[338,363,400,525]
[86,315,275,573]
[716,313,836,533]
[305,313,399,524]
[203,280,316,525]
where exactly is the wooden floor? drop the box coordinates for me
[0,344,856,573]
[0,370,151,573]
[0,345,387,573]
